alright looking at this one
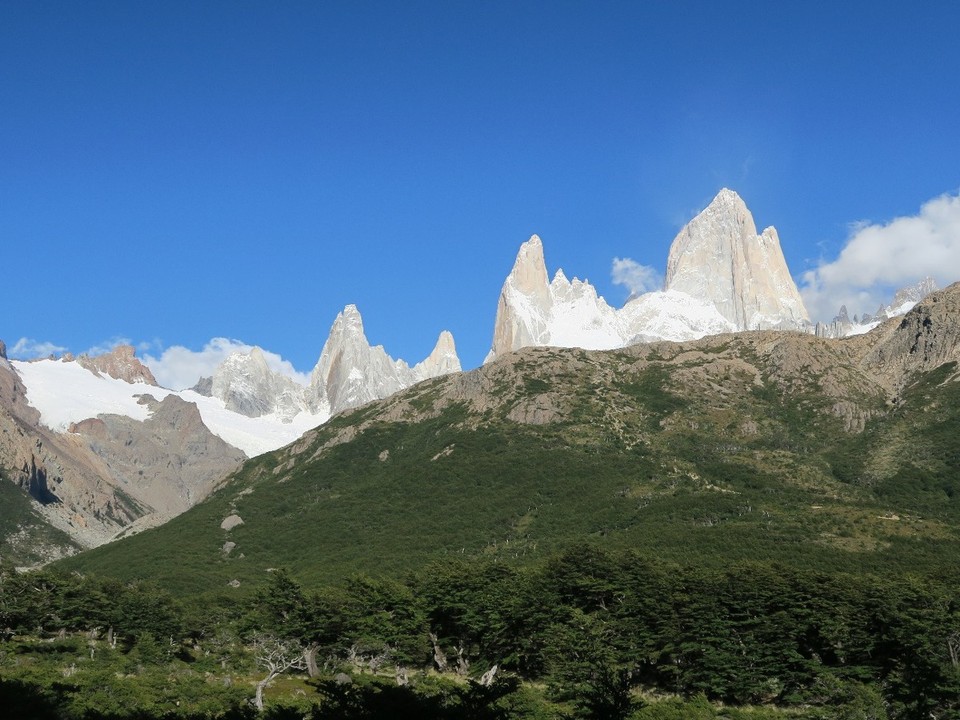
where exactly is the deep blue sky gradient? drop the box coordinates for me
[3,1,959,371]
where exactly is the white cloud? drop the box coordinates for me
[801,191,960,321]
[9,338,67,359]
[82,337,134,357]
[611,257,662,296]
[142,338,311,390]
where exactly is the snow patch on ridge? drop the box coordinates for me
[11,359,328,458]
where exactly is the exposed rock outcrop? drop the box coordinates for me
[664,188,809,330]
[855,282,960,394]
[0,358,244,556]
[76,345,158,385]
[69,394,245,519]
[485,189,809,363]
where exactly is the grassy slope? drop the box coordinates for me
[58,344,960,596]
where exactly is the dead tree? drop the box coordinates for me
[251,634,306,712]
[479,664,499,687]
[429,632,448,672]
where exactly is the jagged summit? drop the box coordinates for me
[509,234,551,301]
[209,346,307,422]
[194,305,463,424]
[307,304,462,417]
[486,235,622,362]
[415,330,462,378]
[664,189,809,330]
[890,276,939,312]
[486,189,809,362]
[816,277,941,339]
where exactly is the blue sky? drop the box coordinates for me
[4,1,959,384]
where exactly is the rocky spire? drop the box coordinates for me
[487,235,555,361]
[415,330,462,377]
[664,189,810,330]
[307,305,410,417]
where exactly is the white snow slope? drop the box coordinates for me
[12,358,327,458]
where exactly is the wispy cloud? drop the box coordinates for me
[142,338,310,390]
[611,257,662,296]
[800,191,960,320]
[9,338,67,359]
[82,337,134,357]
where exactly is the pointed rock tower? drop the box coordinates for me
[415,330,462,378]
[664,188,809,330]
[307,305,462,417]
[487,235,554,362]
[486,235,622,362]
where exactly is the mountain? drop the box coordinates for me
[197,304,462,422]
[60,284,960,593]
[486,189,807,361]
[2,189,946,569]
[816,276,941,338]
[664,188,809,329]
[1,307,461,563]
[0,347,245,563]
[206,347,309,422]
[305,304,461,417]
[485,236,623,361]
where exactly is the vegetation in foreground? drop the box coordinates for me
[3,547,959,719]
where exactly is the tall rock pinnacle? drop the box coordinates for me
[664,189,809,330]
[488,235,556,361]
[308,305,462,417]
[416,330,462,377]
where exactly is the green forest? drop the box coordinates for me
[2,546,958,719]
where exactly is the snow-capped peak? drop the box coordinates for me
[664,188,809,330]
[486,189,812,361]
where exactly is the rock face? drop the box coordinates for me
[210,347,307,422]
[0,357,244,558]
[415,330,461,378]
[76,345,158,385]
[856,281,960,394]
[69,394,245,520]
[889,276,940,314]
[664,188,809,330]
[485,191,802,362]
[306,305,462,417]
[204,306,462,422]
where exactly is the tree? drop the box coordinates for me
[250,633,306,712]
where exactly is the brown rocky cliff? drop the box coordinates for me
[0,359,242,554]
[76,345,158,385]
[853,282,960,395]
